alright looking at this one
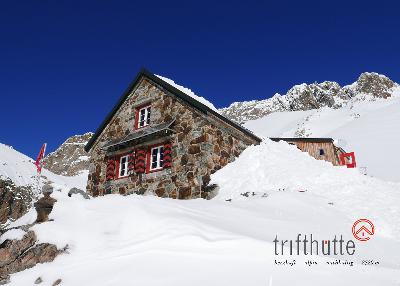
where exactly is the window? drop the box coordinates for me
[149,145,164,171]
[319,149,325,156]
[136,105,151,129]
[119,155,129,177]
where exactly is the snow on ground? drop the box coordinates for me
[8,191,400,286]
[244,94,400,182]
[5,138,400,286]
[156,74,219,113]
[0,228,26,244]
[212,140,400,239]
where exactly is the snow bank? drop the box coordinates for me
[156,75,219,112]
[0,228,26,243]
[8,189,400,286]
[212,140,400,239]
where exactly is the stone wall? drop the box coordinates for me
[86,77,258,199]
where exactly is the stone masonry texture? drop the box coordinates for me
[86,76,259,199]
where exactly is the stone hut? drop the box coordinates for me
[84,69,261,199]
[269,137,347,166]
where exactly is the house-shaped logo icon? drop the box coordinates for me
[352,219,375,241]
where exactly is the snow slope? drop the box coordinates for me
[244,93,400,182]
[5,139,400,286]
[0,143,87,191]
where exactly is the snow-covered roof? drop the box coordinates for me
[155,75,219,113]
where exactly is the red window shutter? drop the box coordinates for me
[106,158,116,181]
[163,142,172,168]
[135,148,146,174]
[128,151,135,174]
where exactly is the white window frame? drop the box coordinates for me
[119,155,129,178]
[137,105,151,128]
[149,146,163,171]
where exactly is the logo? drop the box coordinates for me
[273,234,355,256]
[352,219,374,241]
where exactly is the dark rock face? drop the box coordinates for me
[68,188,90,199]
[0,231,37,268]
[52,279,62,286]
[0,193,63,283]
[219,72,398,123]
[0,179,35,224]
[43,133,93,176]
[353,72,395,98]
[0,230,62,282]
[34,194,57,223]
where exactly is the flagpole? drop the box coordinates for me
[35,143,47,195]
[36,168,40,195]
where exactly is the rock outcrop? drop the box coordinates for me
[0,179,35,224]
[34,194,57,223]
[219,72,399,123]
[0,191,64,284]
[0,230,63,284]
[43,133,93,176]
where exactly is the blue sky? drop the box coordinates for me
[1,0,399,158]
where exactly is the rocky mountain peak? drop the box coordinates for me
[353,72,396,98]
[284,81,343,111]
[219,72,399,124]
[43,132,93,176]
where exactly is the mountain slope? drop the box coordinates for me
[0,143,87,191]
[0,142,88,231]
[244,92,400,182]
[219,72,399,124]
[43,133,93,177]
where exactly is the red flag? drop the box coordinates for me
[35,143,47,173]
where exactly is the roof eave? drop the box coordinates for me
[269,137,334,143]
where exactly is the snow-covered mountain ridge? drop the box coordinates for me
[219,72,399,123]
